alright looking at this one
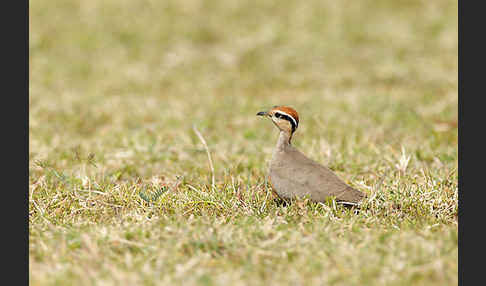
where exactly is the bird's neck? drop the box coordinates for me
[276,130,293,150]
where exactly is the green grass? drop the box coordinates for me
[29,0,458,285]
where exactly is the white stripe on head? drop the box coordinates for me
[274,110,298,128]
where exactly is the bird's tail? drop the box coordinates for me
[338,186,367,205]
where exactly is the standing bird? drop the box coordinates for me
[256,106,366,205]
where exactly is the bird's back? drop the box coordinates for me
[269,145,365,203]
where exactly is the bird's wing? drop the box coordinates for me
[284,147,364,202]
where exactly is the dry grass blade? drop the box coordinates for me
[193,124,215,190]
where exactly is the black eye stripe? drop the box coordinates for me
[274,112,298,132]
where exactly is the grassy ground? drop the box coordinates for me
[29,0,458,285]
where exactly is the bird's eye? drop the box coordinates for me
[275,113,281,118]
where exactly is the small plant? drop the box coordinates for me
[34,160,69,183]
[139,186,168,203]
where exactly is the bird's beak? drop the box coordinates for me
[256,111,268,117]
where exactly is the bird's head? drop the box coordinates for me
[256,106,299,134]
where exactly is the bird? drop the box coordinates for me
[256,105,366,205]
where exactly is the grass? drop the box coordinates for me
[29,0,458,285]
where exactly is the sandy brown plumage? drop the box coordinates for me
[257,106,366,204]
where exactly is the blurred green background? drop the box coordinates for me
[29,0,457,285]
